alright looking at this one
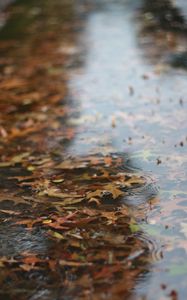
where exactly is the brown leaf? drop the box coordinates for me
[0,209,20,215]
[22,256,42,265]
[101,211,118,224]
[103,184,123,199]
[59,260,92,267]
[19,264,38,272]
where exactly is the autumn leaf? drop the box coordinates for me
[88,197,101,205]
[56,160,88,169]
[0,192,28,205]
[0,152,30,167]
[86,189,103,199]
[52,178,64,183]
[59,260,92,267]
[46,222,69,230]
[0,209,20,215]
[0,78,27,90]
[102,184,124,199]
[41,189,82,199]
[20,264,39,272]
[94,265,121,280]
[52,197,85,206]
[124,175,145,187]
[16,217,43,229]
[86,184,123,201]
[101,211,118,224]
[21,256,42,265]
[48,230,65,240]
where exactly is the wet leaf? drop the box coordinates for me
[56,160,88,169]
[86,184,123,201]
[20,264,38,272]
[59,260,92,267]
[52,179,64,183]
[129,220,141,233]
[101,211,118,224]
[49,231,65,240]
[52,197,85,206]
[0,209,20,215]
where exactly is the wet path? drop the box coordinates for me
[0,0,187,299]
[69,2,187,297]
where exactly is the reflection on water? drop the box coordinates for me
[139,0,187,68]
[69,0,147,155]
[68,0,187,298]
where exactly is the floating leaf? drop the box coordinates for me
[52,179,64,183]
[129,223,140,233]
[49,231,65,240]
[103,184,124,199]
[0,209,20,215]
[59,260,92,267]
[129,219,141,233]
[56,160,88,169]
[52,197,85,206]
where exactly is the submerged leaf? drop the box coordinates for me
[53,197,85,206]
[49,231,65,240]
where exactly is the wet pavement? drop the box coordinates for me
[0,0,187,299]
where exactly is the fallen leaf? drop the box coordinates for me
[49,230,65,240]
[0,209,20,215]
[59,260,92,267]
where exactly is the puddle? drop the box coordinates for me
[0,0,187,299]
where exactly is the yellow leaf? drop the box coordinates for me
[43,219,52,224]
[50,231,65,240]
[86,190,103,199]
[59,260,92,267]
[0,261,4,267]
[53,197,85,206]
[103,184,123,199]
[52,179,64,183]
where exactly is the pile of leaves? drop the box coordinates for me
[0,1,158,299]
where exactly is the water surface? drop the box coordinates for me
[0,0,187,299]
